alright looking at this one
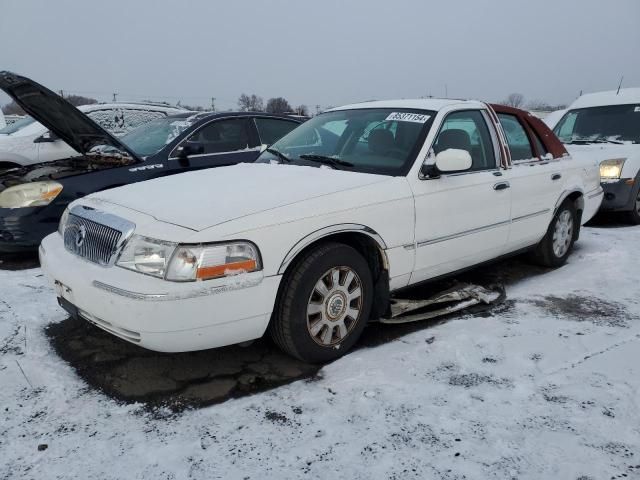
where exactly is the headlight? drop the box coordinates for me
[600,158,626,179]
[166,241,261,282]
[58,207,70,235]
[116,235,177,279]
[0,181,63,208]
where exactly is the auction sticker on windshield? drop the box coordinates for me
[385,112,431,123]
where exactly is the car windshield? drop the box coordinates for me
[256,108,435,175]
[554,104,640,144]
[0,116,36,134]
[120,116,196,156]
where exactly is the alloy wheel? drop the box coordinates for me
[306,266,363,346]
[552,209,574,258]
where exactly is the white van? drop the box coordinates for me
[553,88,640,223]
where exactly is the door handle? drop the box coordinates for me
[493,182,510,191]
[551,173,562,181]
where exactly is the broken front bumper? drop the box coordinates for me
[601,179,637,212]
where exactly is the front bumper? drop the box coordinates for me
[39,233,282,352]
[601,178,637,212]
[0,203,64,253]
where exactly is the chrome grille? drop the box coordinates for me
[62,206,135,266]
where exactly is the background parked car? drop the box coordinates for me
[0,71,303,252]
[542,108,567,130]
[0,102,187,168]
[552,88,640,223]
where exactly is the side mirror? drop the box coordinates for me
[34,131,58,143]
[175,143,205,159]
[420,149,472,178]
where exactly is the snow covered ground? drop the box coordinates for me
[1,224,640,479]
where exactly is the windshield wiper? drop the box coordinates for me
[593,138,625,144]
[299,154,354,169]
[266,147,291,163]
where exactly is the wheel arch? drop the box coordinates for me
[276,224,391,319]
[555,189,584,239]
[555,189,584,215]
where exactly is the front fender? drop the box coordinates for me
[277,223,388,274]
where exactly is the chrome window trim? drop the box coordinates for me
[418,108,501,181]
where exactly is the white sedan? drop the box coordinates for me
[40,99,603,362]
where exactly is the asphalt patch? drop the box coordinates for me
[46,317,319,411]
[528,294,632,327]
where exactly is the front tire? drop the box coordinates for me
[270,242,373,363]
[625,188,640,225]
[531,199,577,268]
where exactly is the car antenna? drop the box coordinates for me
[616,75,624,95]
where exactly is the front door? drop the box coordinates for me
[410,109,511,283]
[168,118,260,171]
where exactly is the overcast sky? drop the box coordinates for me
[1,0,639,111]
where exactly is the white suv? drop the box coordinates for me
[0,103,186,168]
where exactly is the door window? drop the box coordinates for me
[433,110,496,171]
[176,118,251,155]
[254,118,299,145]
[497,113,534,161]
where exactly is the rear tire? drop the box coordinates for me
[270,242,373,363]
[530,199,577,268]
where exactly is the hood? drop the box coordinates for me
[0,71,141,161]
[566,143,640,162]
[91,163,392,231]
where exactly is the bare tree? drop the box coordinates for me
[237,93,264,112]
[295,104,309,116]
[266,97,293,114]
[502,93,525,108]
[180,104,207,112]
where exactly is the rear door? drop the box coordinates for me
[497,112,563,250]
[410,108,511,283]
[168,117,260,170]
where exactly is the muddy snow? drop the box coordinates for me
[1,223,640,479]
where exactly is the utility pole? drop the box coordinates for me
[315,104,321,115]
[112,92,118,102]
[445,84,448,98]
[617,75,624,95]
[59,90,64,98]
[211,97,216,111]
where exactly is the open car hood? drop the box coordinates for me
[0,71,141,162]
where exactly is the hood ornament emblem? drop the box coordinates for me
[75,225,86,248]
